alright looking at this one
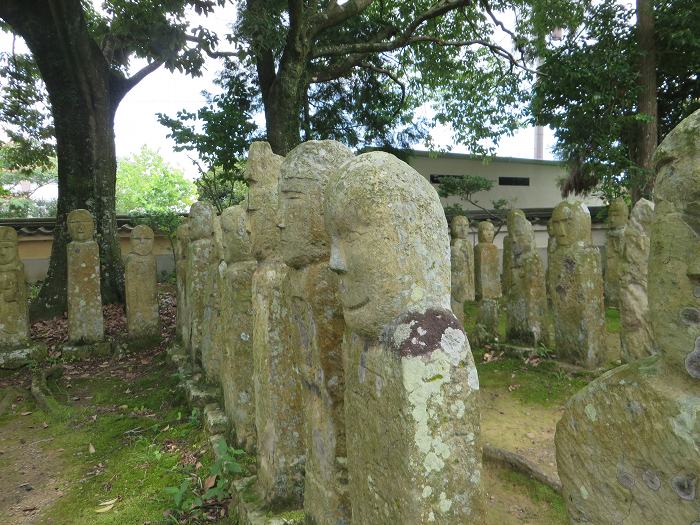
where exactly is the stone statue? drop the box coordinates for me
[620,198,655,362]
[125,225,159,339]
[67,209,104,345]
[504,209,549,347]
[216,204,257,452]
[555,108,700,524]
[200,213,224,382]
[450,215,475,326]
[0,226,29,349]
[501,233,512,296]
[605,197,629,305]
[174,221,189,345]
[548,201,605,368]
[186,201,215,366]
[279,140,353,525]
[325,151,484,524]
[245,142,304,508]
[474,220,501,341]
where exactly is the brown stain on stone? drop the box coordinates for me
[386,307,463,358]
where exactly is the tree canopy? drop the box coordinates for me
[531,0,700,201]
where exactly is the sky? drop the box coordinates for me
[2,3,558,187]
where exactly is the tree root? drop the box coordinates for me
[483,444,562,494]
[30,365,63,415]
[0,386,22,415]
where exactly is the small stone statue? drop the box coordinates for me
[474,220,501,341]
[67,209,104,345]
[548,201,605,368]
[556,108,700,525]
[620,198,655,362]
[450,215,475,326]
[125,225,159,339]
[174,221,189,344]
[0,226,30,349]
[504,209,549,346]
[605,197,629,305]
[326,151,484,524]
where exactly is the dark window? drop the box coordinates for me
[430,174,459,184]
[498,176,529,186]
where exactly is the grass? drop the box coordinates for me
[493,465,568,523]
[605,307,621,333]
[1,351,218,525]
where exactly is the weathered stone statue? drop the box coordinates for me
[216,204,257,452]
[474,220,501,341]
[556,108,700,524]
[620,198,655,362]
[186,201,215,365]
[279,140,353,525]
[125,225,159,339]
[548,201,605,368]
[200,214,224,382]
[501,233,512,296]
[67,209,104,345]
[245,142,304,509]
[175,221,190,345]
[605,197,629,305]
[504,209,549,346]
[326,151,484,524]
[450,215,475,326]
[545,217,556,308]
[0,226,30,349]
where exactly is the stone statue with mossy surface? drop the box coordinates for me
[175,221,190,345]
[556,109,700,524]
[450,215,475,326]
[474,220,501,343]
[326,151,484,524]
[125,224,159,341]
[0,226,46,368]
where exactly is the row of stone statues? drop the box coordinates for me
[450,193,655,370]
[0,210,159,362]
[176,142,483,523]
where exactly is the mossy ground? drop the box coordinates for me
[0,349,228,525]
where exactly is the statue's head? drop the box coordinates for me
[278,141,353,269]
[477,221,495,244]
[325,152,451,338]
[175,221,190,261]
[450,215,470,240]
[130,224,154,256]
[608,197,630,229]
[648,109,700,378]
[188,201,215,241]
[244,142,284,261]
[67,209,94,242]
[0,226,18,265]
[220,205,252,264]
[629,198,655,232]
[507,209,535,261]
[550,201,591,248]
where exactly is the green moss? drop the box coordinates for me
[605,307,621,333]
[496,467,568,522]
[273,509,305,522]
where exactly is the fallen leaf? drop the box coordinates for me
[95,504,114,513]
[42,422,49,428]
[88,443,96,454]
[99,498,118,506]
[20,411,32,416]
[203,475,217,490]
[195,461,203,470]
[507,384,521,392]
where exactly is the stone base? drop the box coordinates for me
[60,341,112,361]
[229,476,304,525]
[556,355,700,523]
[0,344,47,369]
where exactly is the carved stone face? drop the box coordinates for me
[67,209,95,242]
[648,109,700,378]
[477,221,495,243]
[278,141,353,269]
[130,225,154,256]
[0,227,18,265]
[175,222,190,262]
[551,201,591,248]
[244,142,284,261]
[608,197,630,229]
[326,152,450,338]
[188,202,215,241]
[451,216,470,240]
[507,209,534,262]
[220,205,251,264]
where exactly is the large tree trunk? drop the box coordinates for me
[633,0,658,201]
[264,82,304,156]
[1,0,124,318]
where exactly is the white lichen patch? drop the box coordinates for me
[670,396,700,448]
[440,327,466,366]
[584,403,597,422]
[422,486,433,498]
[438,492,453,512]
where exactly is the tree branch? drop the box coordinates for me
[310,0,374,35]
[184,34,236,58]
